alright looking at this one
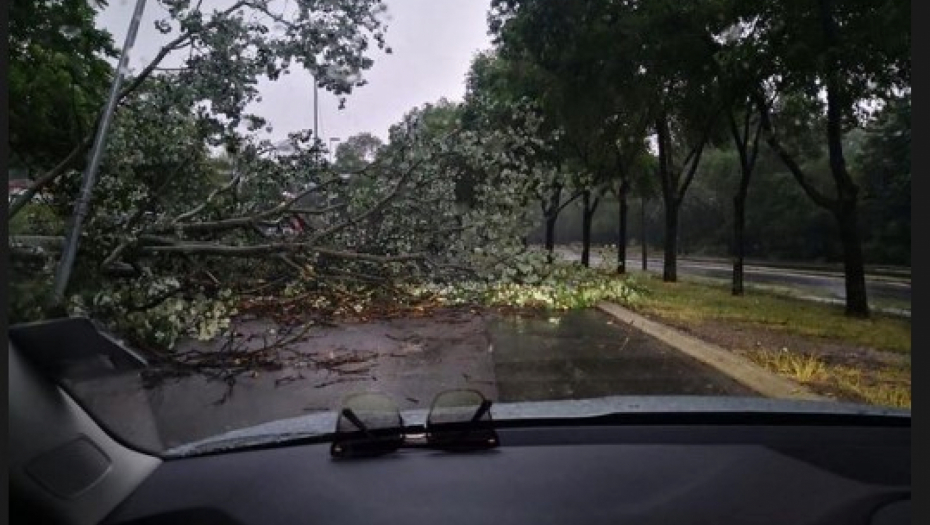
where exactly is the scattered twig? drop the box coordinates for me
[313,376,371,389]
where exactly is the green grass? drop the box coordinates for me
[8,202,62,236]
[618,272,910,408]
[628,272,911,355]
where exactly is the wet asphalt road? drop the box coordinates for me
[558,249,911,306]
[488,309,755,402]
[72,309,754,449]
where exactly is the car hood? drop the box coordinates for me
[165,395,909,457]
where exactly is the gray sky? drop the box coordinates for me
[96,0,493,144]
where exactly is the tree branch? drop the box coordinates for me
[728,109,750,170]
[8,136,93,218]
[289,203,347,215]
[102,150,200,269]
[675,103,721,202]
[742,100,752,145]
[549,190,584,217]
[8,1,250,220]
[677,138,706,203]
[747,116,763,175]
[117,0,250,103]
[164,183,322,234]
[164,175,343,234]
[309,159,423,243]
[169,173,242,225]
[138,238,426,264]
[753,91,838,211]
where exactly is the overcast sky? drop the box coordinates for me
[96,0,493,145]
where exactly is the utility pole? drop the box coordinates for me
[52,0,147,306]
[313,80,319,139]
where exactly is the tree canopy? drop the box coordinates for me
[8,0,117,173]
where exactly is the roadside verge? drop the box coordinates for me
[596,301,824,401]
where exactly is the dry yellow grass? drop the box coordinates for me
[746,348,910,409]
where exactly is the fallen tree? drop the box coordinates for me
[10,91,563,351]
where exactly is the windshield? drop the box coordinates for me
[8,0,910,456]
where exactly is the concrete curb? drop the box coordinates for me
[596,302,824,401]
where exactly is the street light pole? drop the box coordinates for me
[52,0,148,306]
[313,81,319,139]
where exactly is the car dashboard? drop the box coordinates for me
[8,333,910,525]
[102,422,910,525]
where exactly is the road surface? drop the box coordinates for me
[70,309,754,449]
[556,248,911,311]
[488,309,754,402]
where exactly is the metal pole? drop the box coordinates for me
[52,0,148,305]
[313,81,319,139]
[641,196,648,271]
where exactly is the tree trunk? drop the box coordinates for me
[581,190,593,267]
[820,0,869,317]
[641,197,647,271]
[663,200,678,282]
[732,195,746,295]
[617,192,628,274]
[837,200,869,316]
[545,214,557,257]
[727,107,762,298]
[655,113,678,282]
[825,109,869,316]
[544,186,562,262]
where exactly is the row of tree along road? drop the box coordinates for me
[475,0,909,316]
